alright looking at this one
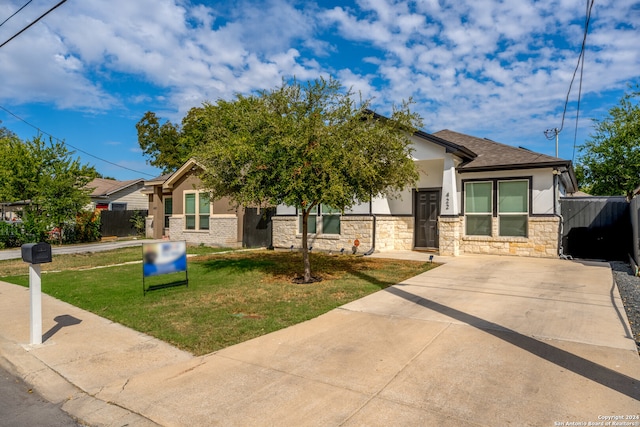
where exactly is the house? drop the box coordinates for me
[0,200,29,222]
[143,158,245,247]
[86,178,148,211]
[272,129,577,258]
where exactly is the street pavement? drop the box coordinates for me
[0,239,157,261]
[0,364,81,426]
[0,252,638,426]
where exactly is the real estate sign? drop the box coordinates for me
[142,241,188,294]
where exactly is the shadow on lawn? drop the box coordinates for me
[194,251,426,290]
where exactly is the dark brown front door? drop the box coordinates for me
[415,190,440,249]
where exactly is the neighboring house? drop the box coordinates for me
[87,178,148,211]
[0,200,29,222]
[143,158,244,247]
[272,129,578,258]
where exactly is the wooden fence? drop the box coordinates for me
[100,210,148,237]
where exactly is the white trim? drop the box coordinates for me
[164,157,205,189]
[184,190,212,231]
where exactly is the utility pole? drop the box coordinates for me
[544,127,560,158]
[544,127,561,218]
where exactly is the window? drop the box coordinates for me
[110,203,127,211]
[164,197,172,228]
[321,205,341,234]
[498,180,528,237]
[299,207,317,234]
[199,193,210,230]
[465,182,492,236]
[185,192,210,230]
[298,205,341,234]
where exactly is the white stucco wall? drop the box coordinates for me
[456,167,556,215]
[410,134,447,160]
[276,204,296,215]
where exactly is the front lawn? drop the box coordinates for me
[1,250,437,356]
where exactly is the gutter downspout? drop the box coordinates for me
[554,170,571,260]
[364,214,376,256]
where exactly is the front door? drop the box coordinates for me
[415,189,440,249]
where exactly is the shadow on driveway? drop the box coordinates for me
[386,286,640,400]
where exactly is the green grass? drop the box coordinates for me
[0,245,232,277]
[1,250,437,356]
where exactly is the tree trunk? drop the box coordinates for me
[301,207,312,283]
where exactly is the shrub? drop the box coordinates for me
[129,210,146,236]
[0,221,33,248]
[62,209,101,244]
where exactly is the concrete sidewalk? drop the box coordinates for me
[0,254,638,426]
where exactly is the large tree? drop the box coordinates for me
[0,133,95,243]
[135,108,211,173]
[195,78,421,282]
[578,86,640,198]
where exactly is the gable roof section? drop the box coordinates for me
[432,129,570,172]
[163,158,203,189]
[412,129,477,160]
[141,172,173,195]
[365,109,477,160]
[87,178,144,198]
[144,173,173,186]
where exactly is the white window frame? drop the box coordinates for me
[298,206,318,234]
[298,204,341,235]
[464,181,493,236]
[184,191,211,231]
[497,179,529,237]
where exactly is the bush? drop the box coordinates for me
[0,221,33,248]
[62,209,101,244]
[130,210,146,236]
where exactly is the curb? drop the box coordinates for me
[0,334,160,427]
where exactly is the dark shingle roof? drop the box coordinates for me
[432,129,569,172]
[145,173,174,184]
[87,178,144,197]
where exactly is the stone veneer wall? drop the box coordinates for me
[438,216,461,256]
[145,216,154,239]
[438,215,560,258]
[169,215,241,247]
[272,215,415,252]
[375,217,414,251]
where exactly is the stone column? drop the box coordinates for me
[438,216,461,256]
[440,155,459,216]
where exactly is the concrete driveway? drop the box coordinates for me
[0,254,638,426]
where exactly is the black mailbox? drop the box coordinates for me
[21,242,52,264]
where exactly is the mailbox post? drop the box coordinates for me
[21,243,52,345]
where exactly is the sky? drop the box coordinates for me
[0,0,638,181]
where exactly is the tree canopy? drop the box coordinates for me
[578,86,640,198]
[194,77,422,282]
[135,108,209,173]
[0,128,96,243]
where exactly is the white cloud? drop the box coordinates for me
[0,0,637,160]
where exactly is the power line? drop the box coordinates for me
[544,0,595,159]
[0,104,156,178]
[0,0,34,28]
[0,0,67,49]
[571,0,593,162]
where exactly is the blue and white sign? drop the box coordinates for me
[143,241,187,278]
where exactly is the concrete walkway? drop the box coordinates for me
[0,253,638,426]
